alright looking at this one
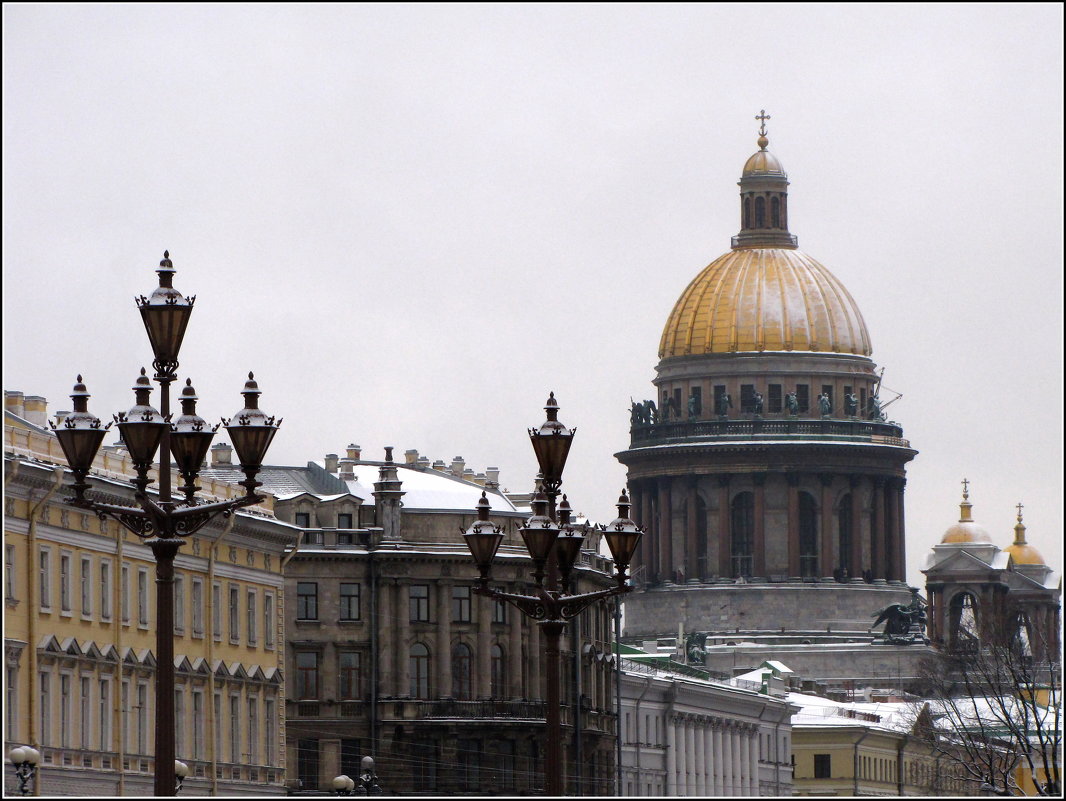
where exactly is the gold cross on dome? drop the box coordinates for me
[1016,501,1024,521]
[756,109,771,136]
[961,477,969,499]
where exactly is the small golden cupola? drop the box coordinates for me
[1004,503,1046,566]
[941,479,993,544]
[734,110,798,249]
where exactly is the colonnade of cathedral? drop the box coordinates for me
[665,713,760,796]
[630,471,907,584]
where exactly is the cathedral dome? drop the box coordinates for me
[941,483,992,544]
[742,136,786,177]
[1004,507,1045,565]
[658,247,873,358]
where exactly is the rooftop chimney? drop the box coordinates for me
[486,466,500,487]
[416,456,431,469]
[404,449,419,464]
[347,443,361,461]
[324,453,339,473]
[54,410,72,427]
[211,441,233,466]
[451,456,465,477]
[22,395,48,428]
[339,457,355,481]
[5,391,25,419]
[432,460,447,472]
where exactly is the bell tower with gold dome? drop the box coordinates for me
[617,115,919,645]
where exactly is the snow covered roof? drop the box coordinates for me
[339,461,519,513]
[788,691,915,733]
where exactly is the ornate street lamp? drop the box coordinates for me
[462,393,642,796]
[8,746,39,796]
[331,774,356,795]
[49,252,281,796]
[174,760,189,794]
[356,756,382,795]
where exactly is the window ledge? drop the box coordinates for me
[6,597,19,609]
[295,619,322,626]
[60,610,73,618]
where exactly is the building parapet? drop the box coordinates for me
[629,417,907,449]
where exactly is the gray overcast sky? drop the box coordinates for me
[3,4,1062,584]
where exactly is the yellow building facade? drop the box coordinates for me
[4,392,299,795]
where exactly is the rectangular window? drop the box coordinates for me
[40,672,50,746]
[4,544,15,600]
[493,598,507,624]
[861,387,868,419]
[174,573,185,633]
[121,562,130,623]
[713,385,727,416]
[60,552,72,612]
[212,582,222,641]
[60,673,72,747]
[673,388,682,418]
[175,688,185,759]
[264,593,275,648]
[452,586,471,623]
[99,678,111,752]
[814,753,831,779]
[39,547,52,610]
[264,699,276,765]
[410,584,430,622]
[740,384,756,414]
[137,682,148,754]
[248,696,259,765]
[689,385,702,417]
[7,662,18,740]
[294,512,311,528]
[121,680,130,752]
[100,559,112,621]
[213,693,222,760]
[247,589,257,645]
[80,675,91,749]
[796,384,810,413]
[137,567,149,626]
[297,582,318,620]
[297,738,319,791]
[340,583,360,621]
[337,513,353,529]
[341,738,363,781]
[230,694,240,763]
[229,584,240,642]
[768,383,783,414]
[192,691,204,760]
[296,652,318,699]
[80,556,92,616]
[458,738,481,791]
[339,652,361,699]
[821,384,834,414]
[191,578,204,636]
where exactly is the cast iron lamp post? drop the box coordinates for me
[50,252,281,796]
[332,757,381,795]
[463,393,642,796]
[8,746,40,796]
[174,760,189,793]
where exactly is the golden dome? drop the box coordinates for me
[1004,504,1046,565]
[941,481,993,544]
[742,145,786,177]
[658,248,872,358]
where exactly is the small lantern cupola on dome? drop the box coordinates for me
[734,110,798,250]
[1004,502,1046,566]
[941,478,993,544]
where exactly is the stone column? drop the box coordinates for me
[884,480,897,581]
[477,595,492,697]
[379,579,394,696]
[849,476,863,581]
[704,720,715,796]
[509,603,523,698]
[735,726,745,796]
[437,581,452,697]
[820,474,835,580]
[695,722,707,795]
[753,473,767,577]
[659,481,674,581]
[711,720,723,795]
[686,719,697,796]
[747,728,757,796]
[787,474,800,577]
[666,715,677,796]
[398,583,411,696]
[686,481,699,583]
[894,479,907,583]
[731,726,742,797]
[718,476,731,578]
[872,478,886,582]
[632,482,647,577]
[644,484,658,581]
[675,716,687,795]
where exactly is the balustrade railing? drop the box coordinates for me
[630,416,907,447]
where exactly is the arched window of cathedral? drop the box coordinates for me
[1011,612,1033,658]
[452,642,473,700]
[743,197,752,229]
[696,495,708,580]
[837,494,852,578]
[490,644,505,698]
[730,492,754,578]
[409,643,431,698]
[948,593,979,651]
[799,492,819,577]
[755,196,766,228]
[771,196,781,228]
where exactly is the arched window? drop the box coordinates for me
[755,196,766,228]
[490,644,505,698]
[837,494,852,577]
[731,492,754,578]
[948,593,979,650]
[771,196,781,228]
[799,492,818,577]
[743,197,752,229]
[452,643,473,700]
[409,643,430,698]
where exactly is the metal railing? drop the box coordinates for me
[629,416,907,448]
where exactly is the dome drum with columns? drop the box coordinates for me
[618,116,917,640]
